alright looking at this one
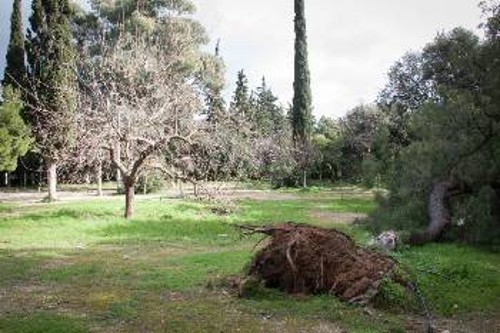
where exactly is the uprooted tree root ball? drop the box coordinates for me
[239,222,406,305]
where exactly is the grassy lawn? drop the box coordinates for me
[0,188,499,332]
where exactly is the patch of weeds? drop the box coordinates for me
[99,218,239,246]
[327,198,376,214]
[107,299,139,320]
[137,250,252,291]
[41,262,103,283]
[0,312,89,333]
[236,200,310,223]
[332,224,374,245]
[0,203,14,214]
[239,291,403,333]
[297,186,325,193]
[373,277,418,312]
[237,276,272,299]
[22,207,117,221]
[396,244,500,316]
[0,251,41,284]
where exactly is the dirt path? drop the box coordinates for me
[0,188,300,206]
[0,189,117,205]
[310,210,367,225]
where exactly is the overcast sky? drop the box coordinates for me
[0,0,484,118]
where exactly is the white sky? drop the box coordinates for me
[0,0,484,118]
[193,0,483,118]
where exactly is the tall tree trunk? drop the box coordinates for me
[96,161,103,197]
[124,177,135,219]
[302,170,307,188]
[47,160,57,201]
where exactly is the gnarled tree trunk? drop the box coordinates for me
[410,180,457,245]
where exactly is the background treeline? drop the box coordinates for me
[0,0,499,242]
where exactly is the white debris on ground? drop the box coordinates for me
[372,230,398,251]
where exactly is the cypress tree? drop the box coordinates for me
[2,0,26,90]
[292,0,313,145]
[26,0,77,201]
[292,0,313,187]
[0,87,31,172]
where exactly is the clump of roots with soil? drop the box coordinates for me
[239,222,404,304]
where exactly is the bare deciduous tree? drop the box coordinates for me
[81,29,203,218]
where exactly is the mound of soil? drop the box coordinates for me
[242,222,400,304]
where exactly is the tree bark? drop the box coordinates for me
[410,180,457,245]
[47,160,57,201]
[115,142,123,194]
[124,177,135,219]
[302,170,307,188]
[96,161,103,197]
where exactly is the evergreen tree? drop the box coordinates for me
[205,82,226,125]
[254,77,284,135]
[0,87,31,172]
[26,0,77,201]
[230,70,252,120]
[203,42,226,125]
[292,0,313,145]
[292,0,313,187]
[2,0,26,90]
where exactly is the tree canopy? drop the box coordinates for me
[0,87,31,172]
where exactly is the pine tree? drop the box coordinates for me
[206,86,226,125]
[255,77,284,135]
[204,41,226,125]
[2,0,26,90]
[230,70,252,120]
[291,0,313,187]
[26,0,77,201]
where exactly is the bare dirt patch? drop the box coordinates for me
[0,189,115,205]
[309,210,367,225]
[405,312,500,333]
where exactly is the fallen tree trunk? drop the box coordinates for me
[410,180,458,245]
[240,222,403,304]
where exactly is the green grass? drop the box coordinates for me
[395,244,500,315]
[0,186,499,332]
[0,203,16,214]
[0,313,88,333]
[237,197,375,223]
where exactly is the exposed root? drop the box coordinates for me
[239,222,403,305]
